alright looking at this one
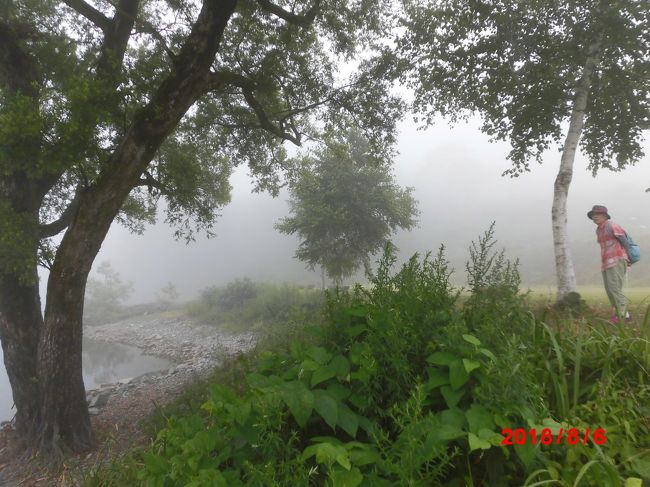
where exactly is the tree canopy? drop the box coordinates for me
[398,0,649,174]
[396,0,650,298]
[276,130,419,284]
[0,0,404,454]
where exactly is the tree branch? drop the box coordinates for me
[204,70,257,92]
[39,190,83,238]
[137,171,167,194]
[241,87,301,144]
[61,0,111,31]
[255,0,321,26]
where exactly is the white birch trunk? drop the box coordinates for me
[553,38,602,301]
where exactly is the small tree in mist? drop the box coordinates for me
[276,130,419,285]
[156,282,180,309]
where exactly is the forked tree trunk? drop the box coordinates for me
[552,37,602,301]
[31,0,238,454]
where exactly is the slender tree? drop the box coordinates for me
[276,130,418,284]
[398,0,650,300]
[0,0,402,454]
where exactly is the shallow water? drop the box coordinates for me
[0,338,172,423]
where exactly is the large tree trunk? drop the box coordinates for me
[0,265,42,438]
[552,38,602,301]
[0,178,45,441]
[32,0,238,454]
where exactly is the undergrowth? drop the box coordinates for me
[85,227,650,486]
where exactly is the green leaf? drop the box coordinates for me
[280,381,314,427]
[468,432,491,451]
[330,466,363,486]
[462,334,482,346]
[143,453,168,475]
[308,346,332,365]
[440,385,465,408]
[465,404,495,433]
[345,324,367,338]
[630,459,650,479]
[479,348,496,361]
[426,367,449,390]
[462,358,481,373]
[313,390,339,429]
[429,424,466,443]
[331,355,350,379]
[427,351,457,366]
[337,404,359,438]
[326,383,352,402]
[311,364,338,387]
[515,440,537,468]
[449,359,469,390]
[349,447,381,466]
[439,408,466,429]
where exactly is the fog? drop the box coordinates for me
[68,116,649,303]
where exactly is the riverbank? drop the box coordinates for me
[0,311,257,486]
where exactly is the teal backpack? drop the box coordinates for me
[619,232,641,264]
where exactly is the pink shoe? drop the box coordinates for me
[609,314,632,325]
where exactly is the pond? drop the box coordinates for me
[0,338,172,423]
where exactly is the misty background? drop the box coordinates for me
[48,116,650,303]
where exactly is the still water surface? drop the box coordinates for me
[0,338,172,423]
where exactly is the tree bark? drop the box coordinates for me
[552,37,602,301]
[0,175,46,442]
[32,0,238,454]
[0,258,42,439]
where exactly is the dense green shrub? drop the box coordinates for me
[186,280,324,332]
[89,232,650,486]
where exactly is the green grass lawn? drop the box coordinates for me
[525,285,650,307]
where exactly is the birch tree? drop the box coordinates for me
[0,0,401,454]
[398,0,650,300]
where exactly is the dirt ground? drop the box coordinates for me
[0,313,256,486]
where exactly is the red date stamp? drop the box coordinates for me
[501,427,606,446]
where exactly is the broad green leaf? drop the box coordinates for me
[338,404,359,438]
[308,346,332,365]
[311,364,338,387]
[439,408,466,429]
[331,355,350,379]
[441,386,465,408]
[462,358,481,373]
[515,440,537,468]
[479,348,496,361]
[465,404,495,433]
[326,382,352,401]
[427,351,457,366]
[429,424,466,443]
[313,390,338,429]
[426,367,449,390]
[449,359,469,390]
[345,324,367,338]
[468,432,491,451]
[630,459,650,478]
[280,381,314,427]
[330,466,363,486]
[143,453,168,475]
[462,334,482,346]
[349,447,381,466]
[624,479,643,487]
